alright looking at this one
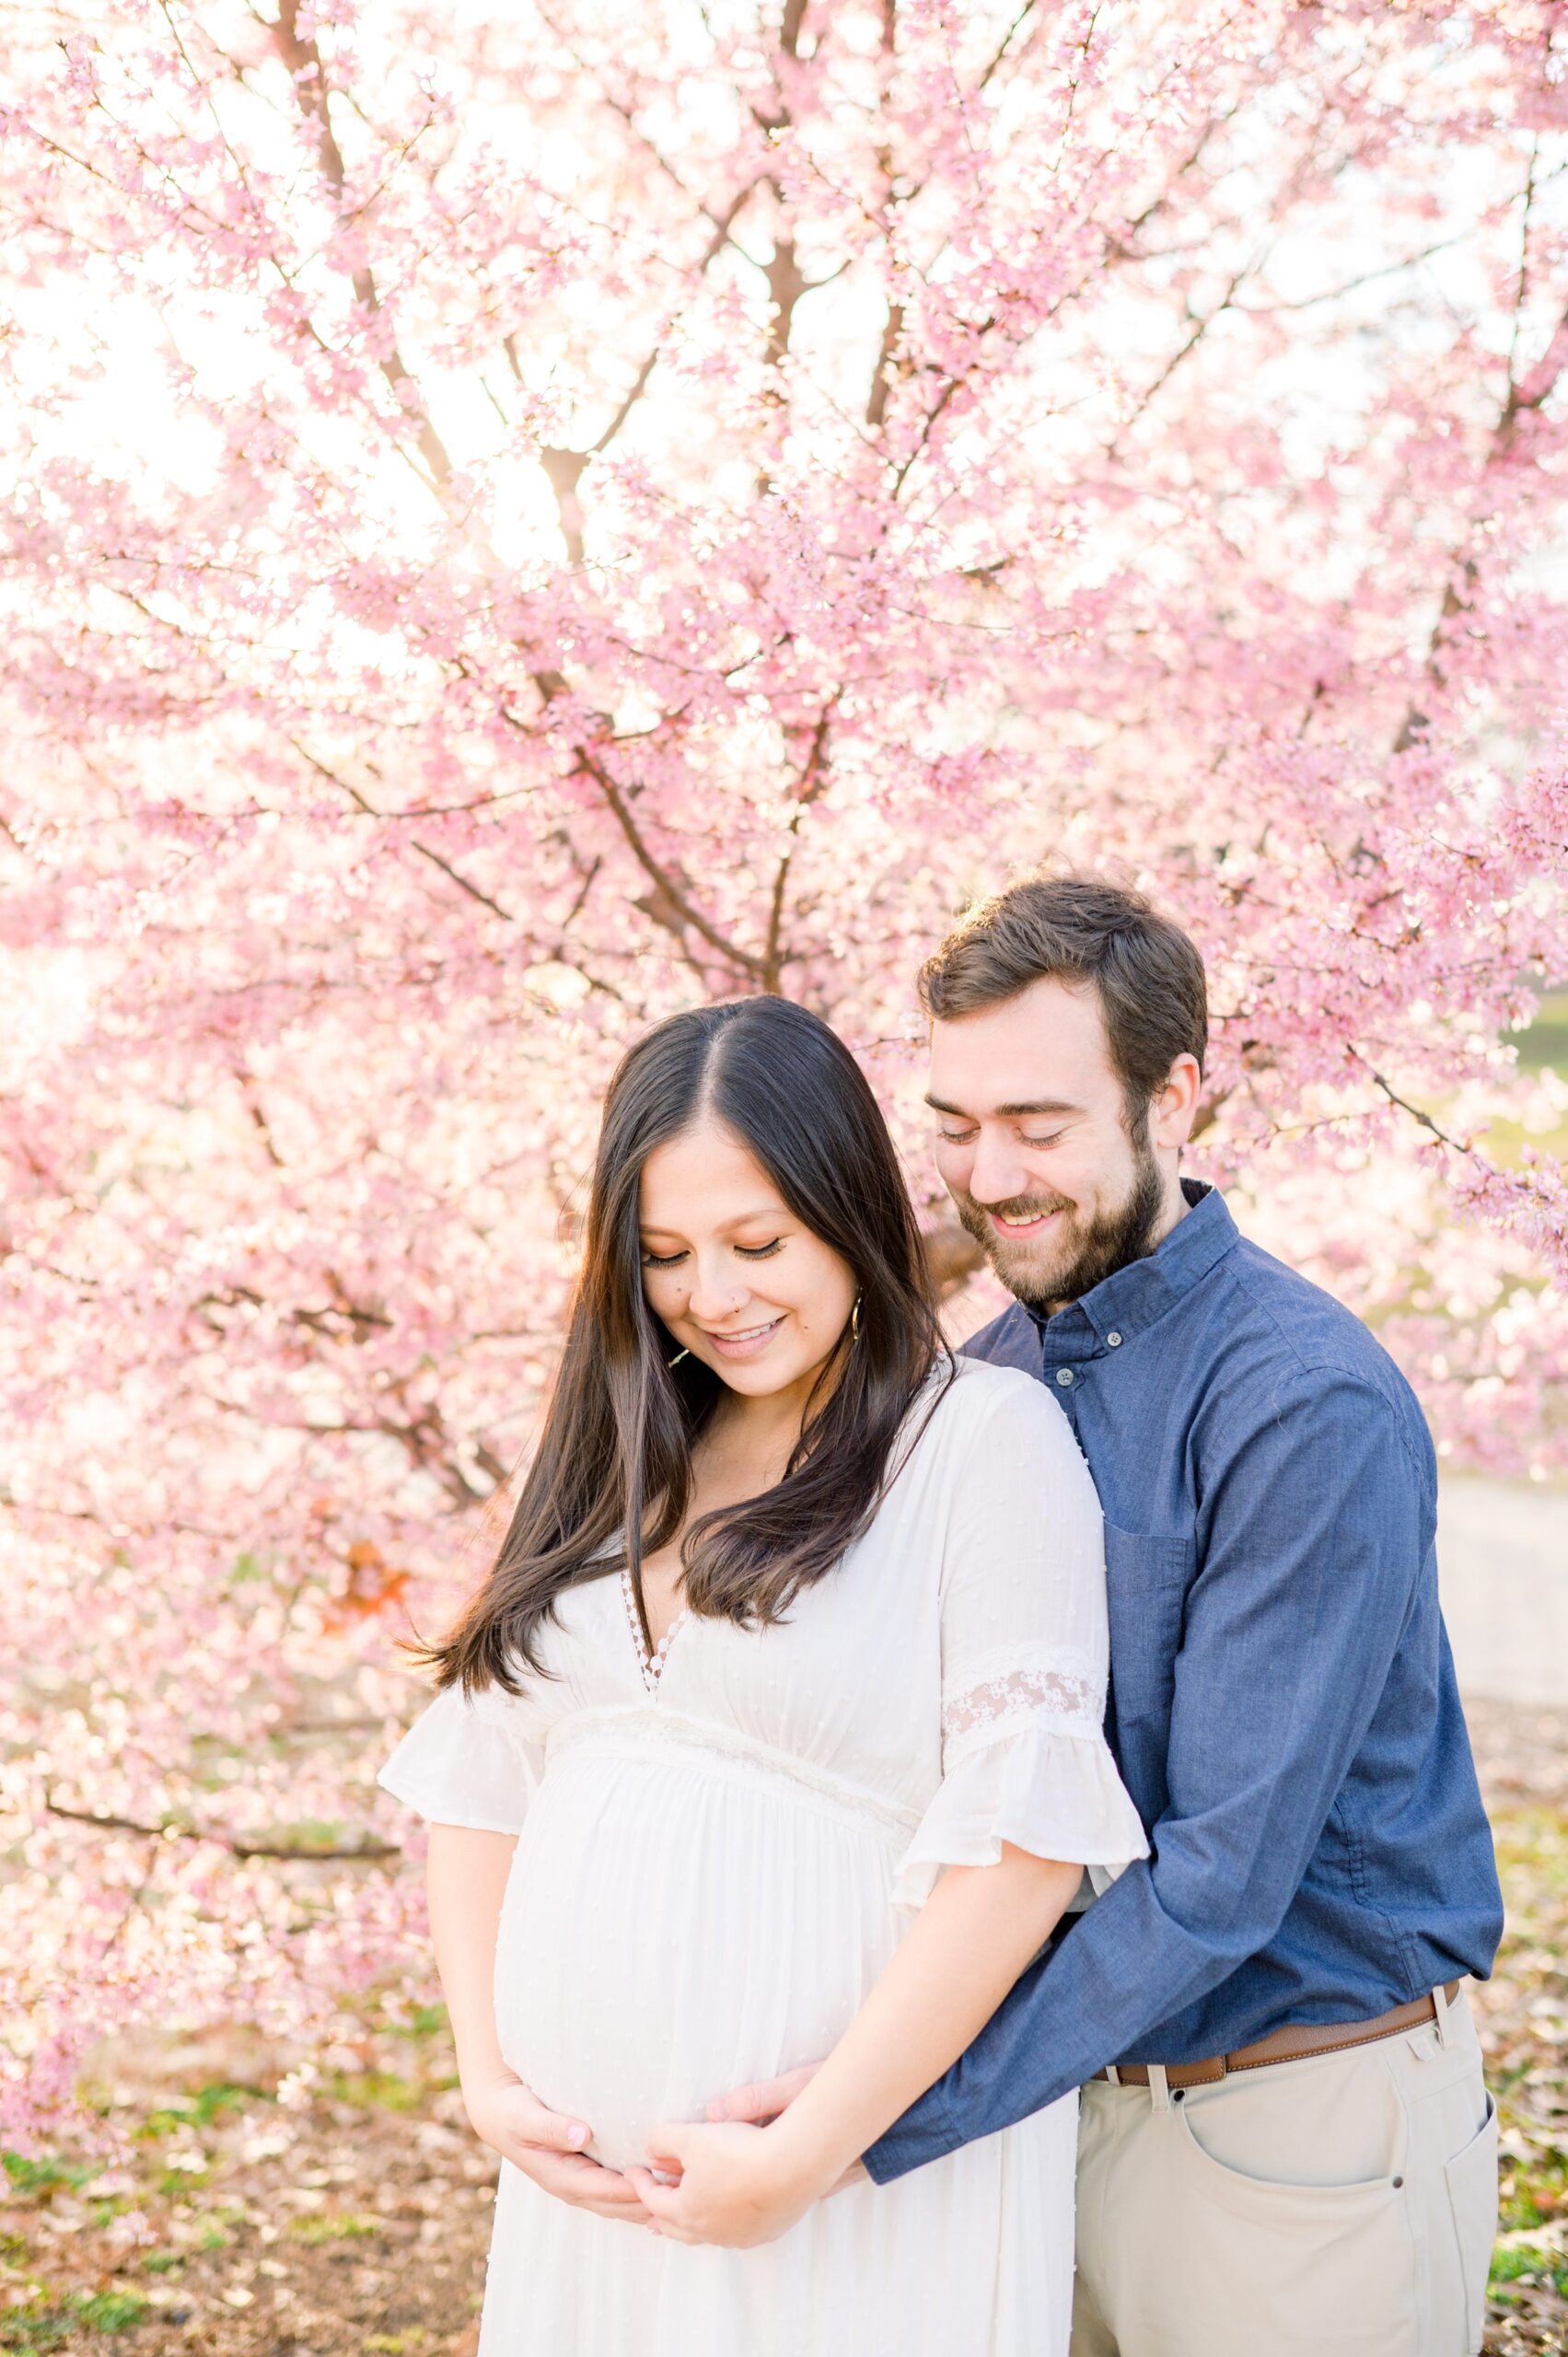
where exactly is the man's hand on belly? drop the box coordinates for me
[706,2062,868,2195]
[707,2061,820,2127]
[463,2070,652,2223]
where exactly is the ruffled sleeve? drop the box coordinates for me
[377,1676,544,1836]
[891,1367,1150,1909]
[892,1648,1149,1907]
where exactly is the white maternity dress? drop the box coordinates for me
[378,1357,1147,2357]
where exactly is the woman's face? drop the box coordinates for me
[637,1119,858,1405]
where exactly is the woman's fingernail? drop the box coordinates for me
[568,2124,588,2146]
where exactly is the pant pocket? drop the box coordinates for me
[1443,2093,1499,2355]
[1173,2101,1419,2354]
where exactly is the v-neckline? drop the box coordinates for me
[619,1564,689,1696]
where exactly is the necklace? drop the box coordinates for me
[620,1564,689,1695]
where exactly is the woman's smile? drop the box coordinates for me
[700,1314,787,1360]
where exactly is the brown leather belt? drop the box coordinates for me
[1091,1981,1462,2090]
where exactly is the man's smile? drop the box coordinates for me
[989,1206,1067,1237]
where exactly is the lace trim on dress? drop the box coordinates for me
[942,1647,1106,1764]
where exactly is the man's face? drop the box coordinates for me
[926,976,1179,1312]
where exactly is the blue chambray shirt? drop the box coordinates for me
[865,1179,1504,2183]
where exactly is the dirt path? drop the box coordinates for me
[1440,1480,1568,1708]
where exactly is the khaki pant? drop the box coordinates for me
[1072,1983,1498,2357]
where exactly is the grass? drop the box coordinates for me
[1514,991,1568,1078]
[0,2155,99,2200]
[136,2084,260,2142]
[0,2291,147,2351]
[326,2070,428,2113]
[285,2212,385,2246]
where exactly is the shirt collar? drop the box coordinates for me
[1027,1179,1238,1352]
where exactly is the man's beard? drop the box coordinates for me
[954,1133,1167,1312]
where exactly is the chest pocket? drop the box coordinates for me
[1103,1524,1195,1732]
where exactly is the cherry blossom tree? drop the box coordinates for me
[2,0,1565,2142]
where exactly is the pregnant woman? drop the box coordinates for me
[377,995,1146,2355]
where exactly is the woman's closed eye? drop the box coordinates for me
[639,1239,785,1269]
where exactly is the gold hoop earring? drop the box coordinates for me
[850,1295,863,1341]
[668,1346,691,1368]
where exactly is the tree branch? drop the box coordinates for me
[866,296,906,429]
[761,700,836,990]
[271,0,455,487]
[46,1795,401,1863]
[516,183,755,562]
[291,740,517,921]
[1346,1050,1475,1155]
[977,0,1041,98]
[1392,283,1568,755]
[569,745,766,979]
[1107,254,1257,455]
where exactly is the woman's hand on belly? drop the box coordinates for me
[465,2069,652,2225]
[627,2118,855,2248]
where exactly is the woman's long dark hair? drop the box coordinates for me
[420,997,951,1693]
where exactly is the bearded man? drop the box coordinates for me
[721,872,1504,2357]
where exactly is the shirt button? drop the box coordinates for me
[1107,1331,1122,1348]
[1056,1367,1075,1387]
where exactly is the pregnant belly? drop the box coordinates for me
[493,1731,913,2173]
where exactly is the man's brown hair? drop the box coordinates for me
[918,872,1208,1128]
